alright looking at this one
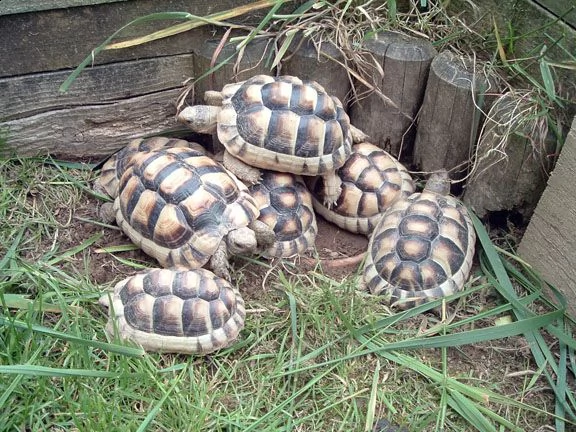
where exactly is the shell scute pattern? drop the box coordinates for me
[114,149,259,270]
[218,75,352,175]
[249,171,317,257]
[94,137,206,199]
[100,268,245,354]
[364,173,475,309]
[307,143,415,234]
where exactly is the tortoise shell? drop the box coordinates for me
[363,173,475,309]
[112,148,260,270]
[99,268,245,354]
[217,75,353,176]
[306,143,414,235]
[248,170,317,257]
[94,137,206,199]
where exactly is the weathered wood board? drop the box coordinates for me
[518,116,576,316]
[413,50,488,177]
[2,55,195,158]
[0,0,253,77]
[349,31,436,161]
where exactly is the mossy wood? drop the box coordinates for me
[463,95,554,220]
[413,50,488,177]
[349,31,436,161]
[281,35,351,107]
[518,116,576,316]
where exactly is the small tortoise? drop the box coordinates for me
[248,170,317,257]
[94,136,206,199]
[363,170,475,309]
[99,268,245,354]
[305,143,414,235]
[177,74,368,205]
[105,147,275,280]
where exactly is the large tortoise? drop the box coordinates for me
[98,144,274,280]
[177,74,368,205]
[99,268,245,354]
[363,170,476,309]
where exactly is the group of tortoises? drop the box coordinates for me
[95,74,476,355]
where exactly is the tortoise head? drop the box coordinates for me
[226,226,258,255]
[177,105,220,134]
[424,170,451,196]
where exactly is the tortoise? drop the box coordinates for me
[99,268,245,354]
[93,136,206,199]
[248,170,317,258]
[363,170,476,309]
[102,147,275,280]
[305,142,414,235]
[177,74,368,205]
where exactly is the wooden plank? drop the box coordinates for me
[1,55,197,158]
[0,0,128,15]
[0,0,249,77]
[282,35,351,107]
[533,0,576,28]
[463,94,553,219]
[349,31,436,161]
[518,116,576,316]
[1,54,194,120]
[412,50,487,178]
[2,89,187,158]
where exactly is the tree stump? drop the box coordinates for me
[192,37,274,152]
[349,31,436,160]
[463,94,554,219]
[281,34,350,106]
[518,115,576,316]
[413,50,488,177]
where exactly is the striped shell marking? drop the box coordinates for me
[113,149,260,269]
[249,170,317,257]
[217,75,353,175]
[100,268,245,354]
[94,137,206,199]
[363,180,475,309]
[306,143,414,235]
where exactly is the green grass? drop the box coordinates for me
[1,156,574,431]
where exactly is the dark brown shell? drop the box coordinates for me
[113,149,259,269]
[306,143,414,234]
[364,183,475,309]
[94,137,206,199]
[249,170,317,257]
[99,268,245,354]
[217,75,352,175]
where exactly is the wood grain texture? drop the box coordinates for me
[0,0,249,77]
[1,55,194,120]
[3,89,184,158]
[518,116,576,316]
[281,35,350,107]
[413,50,487,176]
[349,31,436,161]
[463,95,553,219]
[0,0,128,15]
[1,55,197,158]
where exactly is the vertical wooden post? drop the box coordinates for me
[349,31,436,160]
[463,94,553,219]
[281,35,350,106]
[413,50,488,177]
